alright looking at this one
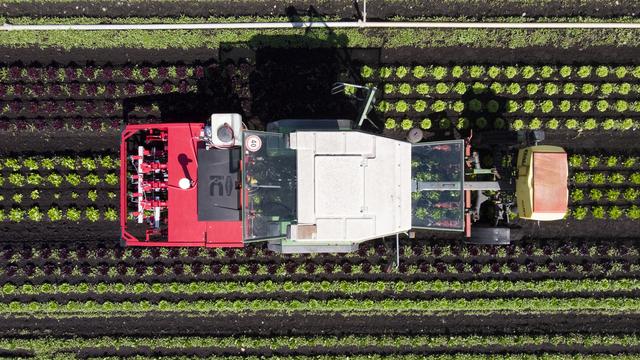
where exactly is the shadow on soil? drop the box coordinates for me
[123,16,382,130]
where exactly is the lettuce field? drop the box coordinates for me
[0,0,639,359]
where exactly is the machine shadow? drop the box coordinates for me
[123,20,382,131]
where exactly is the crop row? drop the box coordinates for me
[569,154,638,170]
[572,172,640,186]
[3,279,637,297]
[569,188,640,205]
[0,64,205,83]
[5,257,637,279]
[0,297,637,315]
[0,99,123,116]
[384,116,638,131]
[0,155,119,172]
[2,334,639,359]
[0,207,117,223]
[0,172,119,188]
[1,189,117,205]
[86,355,640,360]
[378,98,640,116]
[0,80,196,99]
[377,81,640,99]
[2,241,636,262]
[0,117,121,132]
[2,27,640,51]
[569,205,640,221]
[361,65,640,82]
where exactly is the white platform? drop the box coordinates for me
[289,131,411,245]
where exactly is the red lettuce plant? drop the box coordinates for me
[83,66,95,79]
[65,67,77,81]
[45,66,57,81]
[64,100,77,113]
[13,83,25,96]
[85,83,97,97]
[102,66,113,80]
[50,84,62,96]
[27,67,41,81]
[9,66,21,80]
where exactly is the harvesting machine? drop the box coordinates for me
[120,85,568,253]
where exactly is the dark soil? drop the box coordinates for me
[4,44,640,66]
[77,344,640,358]
[0,221,119,243]
[3,313,638,337]
[1,0,635,20]
[0,125,119,155]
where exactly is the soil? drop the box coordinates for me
[1,0,634,20]
[3,313,638,337]
[0,221,119,243]
[77,344,640,358]
[4,44,640,66]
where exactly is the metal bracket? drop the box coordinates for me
[331,82,378,129]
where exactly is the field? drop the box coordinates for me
[0,1,639,359]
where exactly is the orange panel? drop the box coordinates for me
[533,152,568,214]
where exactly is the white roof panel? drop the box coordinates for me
[290,131,411,244]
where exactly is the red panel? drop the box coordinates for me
[206,221,243,247]
[166,123,205,244]
[121,123,243,248]
[533,152,568,214]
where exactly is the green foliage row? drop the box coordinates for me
[569,154,637,169]
[1,297,638,315]
[89,355,640,360]
[384,116,637,132]
[362,64,640,81]
[378,98,640,116]
[380,80,640,98]
[570,205,640,221]
[0,155,119,171]
[3,28,640,51]
[0,189,117,204]
[0,207,117,222]
[0,171,119,188]
[4,279,637,297]
[570,188,640,204]
[572,172,640,185]
[2,334,638,359]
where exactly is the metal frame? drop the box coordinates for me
[411,139,466,232]
[331,82,378,129]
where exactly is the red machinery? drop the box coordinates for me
[120,122,243,247]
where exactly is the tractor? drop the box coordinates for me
[120,85,568,253]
